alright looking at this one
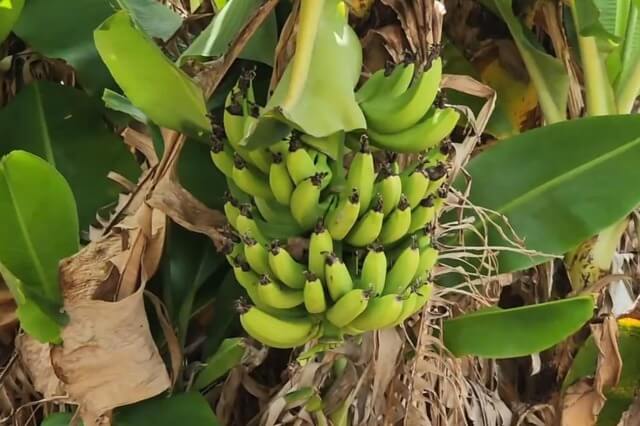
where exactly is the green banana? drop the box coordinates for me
[394,291,418,325]
[383,238,420,294]
[367,107,460,153]
[408,196,436,234]
[242,235,271,275]
[232,154,274,200]
[223,88,245,145]
[356,62,416,103]
[378,194,411,245]
[375,165,402,216]
[269,152,295,205]
[238,304,319,349]
[268,241,306,289]
[325,252,354,301]
[308,221,333,281]
[254,196,296,224]
[257,274,304,309]
[314,153,333,190]
[223,192,241,228]
[235,207,267,245]
[326,289,370,327]
[346,138,375,215]
[413,246,439,281]
[424,162,448,196]
[243,115,272,174]
[401,167,430,209]
[286,137,317,184]
[359,244,387,295]
[210,138,234,178]
[325,189,360,240]
[349,294,403,331]
[290,173,327,230]
[221,240,243,264]
[303,271,327,314]
[345,194,384,247]
[361,58,443,134]
[411,282,433,315]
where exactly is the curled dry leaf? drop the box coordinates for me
[16,334,63,399]
[561,316,622,426]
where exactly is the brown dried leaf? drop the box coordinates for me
[16,336,63,399]
[561,317,622,426]
[50,289,170,425]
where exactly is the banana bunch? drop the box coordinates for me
[210,61,456,349]
[356,56,461,153]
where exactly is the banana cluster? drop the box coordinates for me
[211,62,455,349]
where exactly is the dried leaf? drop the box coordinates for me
[562,317,622,426]
[50,288,170,425]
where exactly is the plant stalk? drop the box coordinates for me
[615,4,640,113]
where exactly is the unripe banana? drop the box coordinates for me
[223,192,241,228]
[325,253,354,301]
[413,246,439,281]
[355,67,387,104]
[346,137,375,215]
[378,194,411,245]
[223,88,245,146]
[394,290,418,325]
[232,154,274,200]
[314,153,333,190]
[359,244,387,295]
[254,196,296,224]
[257,274,305,309]
[210,137,234,178]
[290,173,327,230]
[424,163,448,196]
[375,165,402,216]
[243,112,272,174]
[401,167,430,209]
[345,194,384,247]
[286,137,317,184]
[348,294,403,331]
[242,235,271,275]
[238,304,319,349]
[308,221,333,281]
[383,238,420,294]
[411,282,433,315]
[361,57,443,134]
[231,257,259,289]
[325,189,360,240]
[408,195,436,234]
[235,207,268,245]
[325,289,370,327]
[221,240,243,264]
[356,62,416,103]
[367,107,460,153]
[268,241,306,289]
[268,152,294,205]
[303,271,327,314]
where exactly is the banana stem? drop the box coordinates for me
[282,0,326,110]
[570,3,617,116]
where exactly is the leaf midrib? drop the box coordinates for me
[491,136,640,216]
[1,163,51,294]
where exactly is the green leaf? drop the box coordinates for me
[245,0,366,148]
[161,223,223,342]
[194,337,246,390]
[116,0,182,42]
[563,319,640,426]
[487,0,568,123]
[443,296,595,358]
[13,0,115,95]
[0,0,24,43]
[94,11,210,139]
[202,269,244,356]
[179,0,277,67]
[614,2,640,112]
[0,151,79,342]
[178,139,228,209]
[40,413,78,426]
[102,89,149,123]
[574,0,620,43]
[115,392,221,426]
[0,82,139,231]
[457,115,640,273]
